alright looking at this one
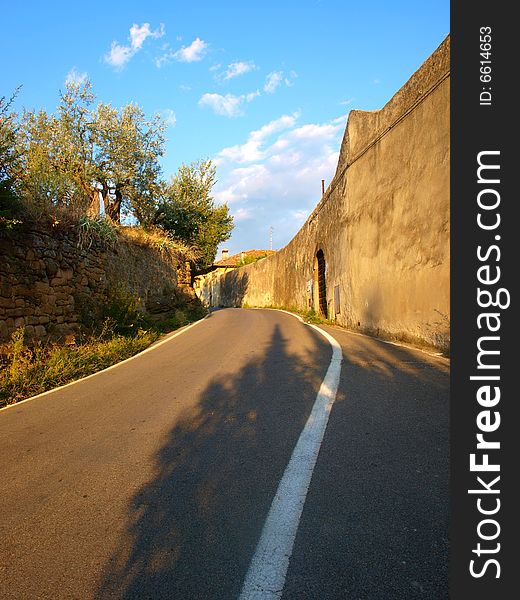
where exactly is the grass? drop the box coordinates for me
[245,304,449,356]
[243,303,333,326]
[78,215,118,249]
[0,303,207,408]
[295,307,332,325]
[117,225,200,262]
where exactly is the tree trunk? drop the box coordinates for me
[86,189,100,218]
[105,186,122,223]
[100,182,109,214]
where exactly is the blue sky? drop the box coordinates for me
[2,1,449,256]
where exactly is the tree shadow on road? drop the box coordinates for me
[282,329,450,600]
[94,321,331,600]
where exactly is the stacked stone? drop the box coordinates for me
[0,226,185,344]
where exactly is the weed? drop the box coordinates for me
[101,286,144,335]
[0,329,159,407]
[118,226,200,262]
[7,327,26,378]
[0,303,207,407]
[250,304,332,326]
[78,216,118,249]
[141,302,207,334]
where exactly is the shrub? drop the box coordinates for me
[101,286,144,336]
[78,216,118,249]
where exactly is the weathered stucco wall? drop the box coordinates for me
[199,36,450,351]
[0,225,188,343]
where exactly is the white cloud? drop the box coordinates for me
[161,109,177,127]
[212,113,347,253]
[174,37,208,62]
[130,23,162,49]
[263,70,296,94]
[221,61,257,80]
[245,90,260,102]
[105,22,165,69]
[215,113,299,164]
[105,42,134,69]
[284,71,298,87]
[65,67,87,86]
[156,37,208,68]
[155,51,172,68]
[287,122,342,141]
[233,207,253,221]
[199,93,243,117]
[264,71,283,94]
[198,91,259,117]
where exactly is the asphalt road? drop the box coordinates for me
[0,308,449,599]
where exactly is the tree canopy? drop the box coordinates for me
[154,159,233,270]
[5,79,165,224]
[1,82,234,268]
[0,88,25,227]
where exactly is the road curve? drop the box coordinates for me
[0,308,449,599]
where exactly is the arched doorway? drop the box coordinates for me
[315,249,327,317]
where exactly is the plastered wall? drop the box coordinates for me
[198,36,450,352]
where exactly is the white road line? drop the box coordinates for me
[239,321,343,600]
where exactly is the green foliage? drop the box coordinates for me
[237,252,270,266]
[1,88,21,184]
[101,286,144,335]
[2,81,232,265]
[0,328,158,407]
[6,327,27,379]
[16,93,93,217]
[154,159,234,270]
[0,88,25,228]
[91,101,165,223]
[0,301,207,407]
[75,285,143,336]
[0,192,24,230]
[1,82,229,256]
[299,307,329,325]
[142,302,207,333]
[5,79,166,225]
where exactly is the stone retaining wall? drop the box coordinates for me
[0,225,186,343]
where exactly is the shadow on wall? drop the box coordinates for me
[93,323,330,599]
[219,270,249,308]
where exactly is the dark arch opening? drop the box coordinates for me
[316,249,327,317]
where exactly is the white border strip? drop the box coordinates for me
[0,315,209,413]
[239,318,343,600]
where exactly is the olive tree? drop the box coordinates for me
[154,159,234,269]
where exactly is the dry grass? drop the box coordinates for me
[117,225,200,262]
[0,328,158,407]
[0,300,207,407]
